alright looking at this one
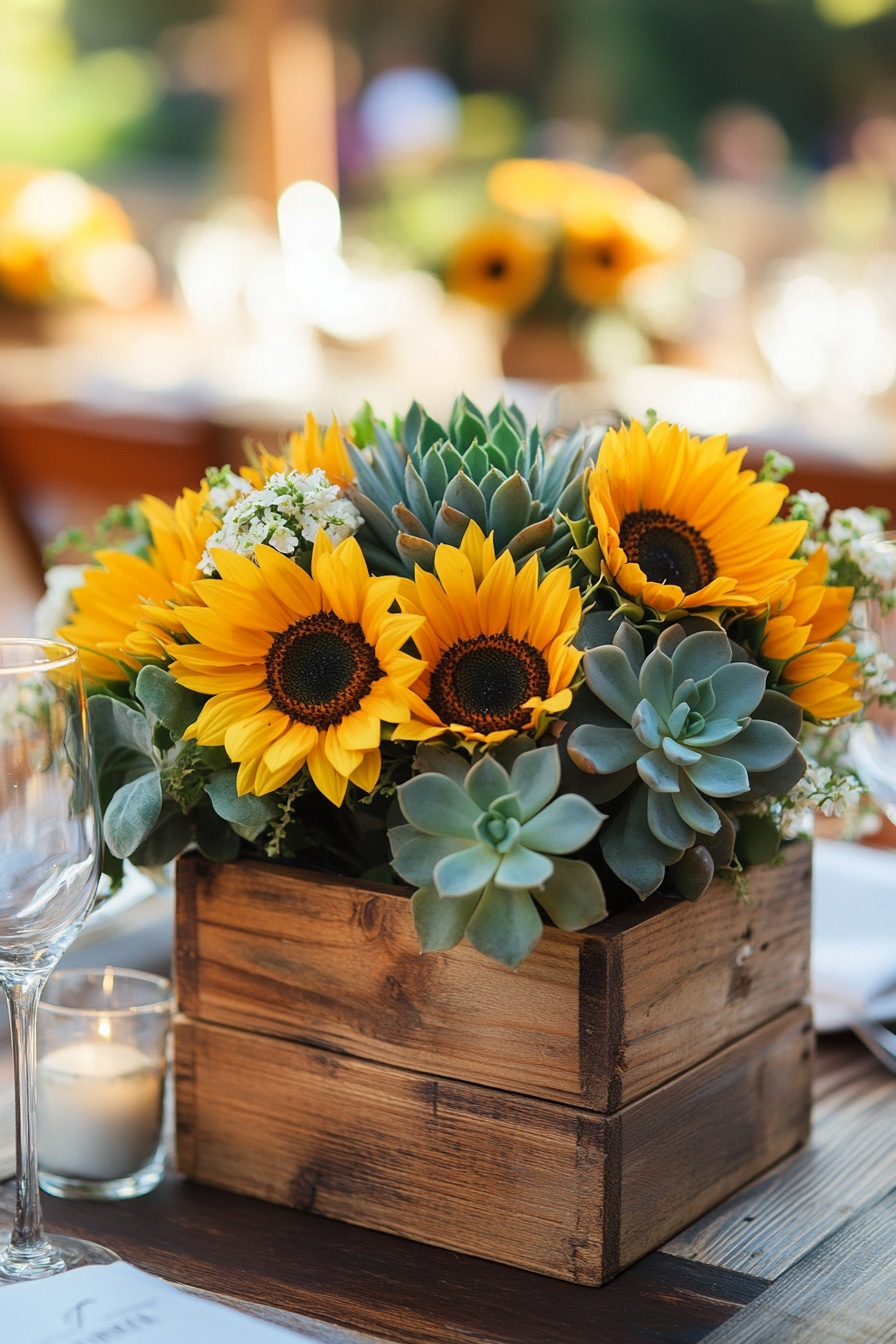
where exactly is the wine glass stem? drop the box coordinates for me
[6,974,51,1261]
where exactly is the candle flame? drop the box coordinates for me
[98,1017,112,1040]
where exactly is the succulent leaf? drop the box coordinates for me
[412,886,481,952]
[390,742,606,966]
[347,395,599,576]
[568,621,803,897]
[535,858,607,931]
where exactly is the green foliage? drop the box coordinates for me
[390,743,606,967]
[567,622,805,900]
[44,501,149,566]
[344,394,599,575]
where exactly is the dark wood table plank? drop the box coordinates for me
[0,1176,763,1344]
[701,1189,896,1343]
[663,1043,896,1280]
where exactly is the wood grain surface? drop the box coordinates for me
[701,1189,896,1344]
[175,1006,811,1285]
[175,842,810,1113]
[663,1033,896,1280]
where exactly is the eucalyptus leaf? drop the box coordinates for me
[205,770,279,838]
[104,770,163,859]
[130,801,193,868]
[135,666,206,739]
[89,696,154,765]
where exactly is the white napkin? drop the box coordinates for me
[0,1261,312,1341]
[812,837,896,1030]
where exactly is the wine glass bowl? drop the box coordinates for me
[0,639,115,1283]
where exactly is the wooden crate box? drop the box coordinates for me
[174,842,813,1284]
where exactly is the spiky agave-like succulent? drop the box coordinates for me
[344,396,599,576]
[389,743,606,967]
[566,624,806,900]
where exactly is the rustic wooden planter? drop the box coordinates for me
[173,842,813,1286]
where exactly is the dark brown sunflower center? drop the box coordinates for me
[619,510,716,594]
[483,256,508,279]
[429,633,550,734]
[592,244,615,268]
[265,610,380,728]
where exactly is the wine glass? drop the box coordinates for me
[0,638,115,1283]
[849,534,896,820]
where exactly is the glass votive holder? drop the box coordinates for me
[37,967,175,1200]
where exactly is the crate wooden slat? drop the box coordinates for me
[175,842,811,1113]
[174,1005,812,1286]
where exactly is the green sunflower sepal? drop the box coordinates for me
[565,621,806,902]
[388,743,607,968]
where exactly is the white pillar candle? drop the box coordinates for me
[37,1042,163,1181]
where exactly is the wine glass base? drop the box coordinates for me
[0,1234,118,1284]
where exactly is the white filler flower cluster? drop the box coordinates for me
[200,469,362,575]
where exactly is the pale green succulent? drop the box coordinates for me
[389,743,606,968]
[345,395,598,576]
[567,623,805,900]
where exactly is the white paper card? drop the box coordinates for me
[1,1261,313,1343]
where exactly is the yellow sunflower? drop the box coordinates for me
[60,484,217,683]
[560,212,654,306]
[760,545,861,720]
[393,522,581,747]
[168,532,427,805]
[444,219,550,316]
[586,420,807,617]
[241,413,353,490]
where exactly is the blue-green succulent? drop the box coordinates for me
[389,743,606,968]
[345,395,599,576]
[567,623,806,900]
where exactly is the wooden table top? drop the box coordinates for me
[1,1032,895,1344]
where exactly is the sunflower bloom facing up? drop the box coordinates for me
[760,545,861,721]
[60,484,217,683]
[394,522,582,747]
[586,420,807,618]
[168,533,427,804]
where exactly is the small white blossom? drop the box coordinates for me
[199,469,362,575]
[827,507,884,546]
[34,565,86,638]
[791,489,829,533]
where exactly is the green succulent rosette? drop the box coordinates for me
[345,395,598,576]
[389,743,606,968]
[566,623,806,900]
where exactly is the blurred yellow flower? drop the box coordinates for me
[242,413,353,490]
[444,219,550,316]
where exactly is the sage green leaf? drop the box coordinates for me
[104,770,163,859]
[412,885,482,952]
[205,770,278,836]
[420,446,449,501]
[413,742,470,786]
[706,662,767,719]
[756,688,803,736]
[671,630,732,685]
[637,749,680,793]
[433,843,500,897]
[534,857,607,931]
[662,738,701,767]
[656,624,686,656]
[518,795,602,853]
[639,649,674,719]
[666,700,691,736]
[465,884,543,967]
[433,503,472,547]
[89,695,154,764]
[398,774,481,836]
[135,666,206,739]
[509,743,561,818]
[709,719,796,770]
[613,621,646,677]
[683,719,742,748]
[647,789,695,851]
[583,645,642,721]
[601,794,674,898]
[489,474,533,550]
[392,833,474,887]
[465,754,510,811]
[685,753,750,797]
[442,472,487,530]
[632,701,663,750]
[567,724,641,774]
[673,774,722,834]
[130,801,192,868]
[494,844,553,889]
